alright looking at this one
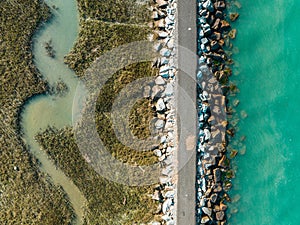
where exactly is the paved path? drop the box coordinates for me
[176,0,197,224]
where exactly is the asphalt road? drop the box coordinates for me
[176,0,197,224]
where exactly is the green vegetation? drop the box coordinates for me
[0,0,74,224]
[77,0,150,24]
[34,0,160,224]
[36,127,159,225]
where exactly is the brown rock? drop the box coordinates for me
[220,20,231,31]
[214,1,226,10]
[219,202,228,211]
[230,12,239,21]
[228,29,237,39]
[201,216,210,224]
[210,193,218,203]
[212,18,221,30]
[216,211,225,221]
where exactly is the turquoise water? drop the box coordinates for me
[229,0,300,224]
[21,0,86,224]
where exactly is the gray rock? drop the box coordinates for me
[154,42,163,52]
[155,76,166,85]
[152,85,164,98]
[165,83,174,96]
[167,39,175,49]
[143,85,151,98]
[158,31,168,38]
[160,48,172,57]
[155,119,165,129]
[213,168,221,183]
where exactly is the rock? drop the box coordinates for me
[165,190,175,198]
[164,83,174,96]
[202,207,212,216]
[153,11,159,20]
[160,48,172,57]
[220,202,227,211]
[167,39,175,49]
[155,119,165,129]
[228,29,237,39]
[215,10,223,18]
[154,149,162,157]
[210,193,218,203]
[160,65,170,73]
[157,0,168,8]
[216,211,225,221]
[162,198,172,214]
[143,85,151,98]
[230,12,239,21]
[214,1,226,10]
[160,135,167,143]
[201,216,210,223]
[155,19,165,28]
[166,220,175,225]
[152,85,163,98]
[213,168,221,183]
[155,76,166,85]
[203,0,214,12]
[220,20,231,31]
[152,222,161,225]
[158,154,166,161]
[210,40,220,51]
[158,31,168,38]
[212,18,221,30]
[166,146,174,154]
[156,98,166,111]
[160,176,171,184]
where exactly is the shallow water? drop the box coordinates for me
[228,0,300,224]
[21,0,86,224]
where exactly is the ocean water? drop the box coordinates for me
[228,0,300,224]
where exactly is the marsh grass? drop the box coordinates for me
[36,127,159,225]
[35,0,160,224]
[0,0,74,224]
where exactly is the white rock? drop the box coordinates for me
[156,98,166,111]
[162,198,172,214]
[155,119,165,129]
[155,76,166,85]
[160,135,167,143]
[165,83,174,96]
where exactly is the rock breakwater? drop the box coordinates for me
[148,0,177,224]
[196,0,238,224]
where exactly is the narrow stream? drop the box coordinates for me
[21,0,86,224]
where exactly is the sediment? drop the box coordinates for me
[196,0,238,224]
